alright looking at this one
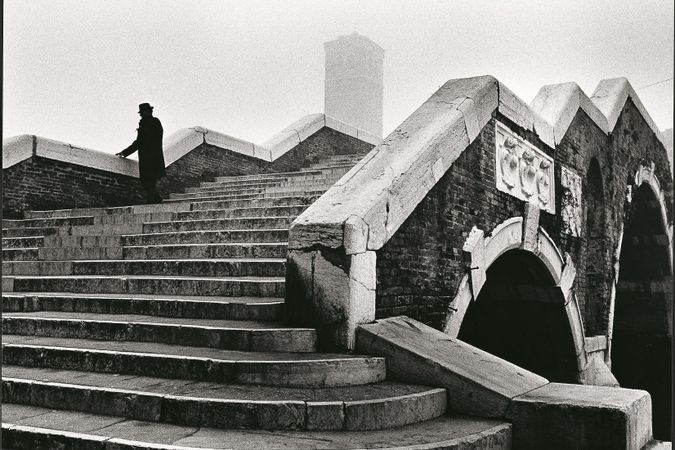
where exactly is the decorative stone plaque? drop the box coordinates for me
[495,122,555,213]
[560,165,582,237]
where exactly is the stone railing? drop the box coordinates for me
[3,114,380,217]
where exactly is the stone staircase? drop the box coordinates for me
[2,154,512,449]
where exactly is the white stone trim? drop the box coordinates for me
[2,135,34,169]
[591,78,667,148]
[531,82,609,145]
[450,217,587,375]
[3,114,382,175]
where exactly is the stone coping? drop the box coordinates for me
[290,75,670,255]
[2,114,381,176]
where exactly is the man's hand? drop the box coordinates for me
[116,152,126,158]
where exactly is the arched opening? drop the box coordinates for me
[613,183,672,440]
[458,249,579,383]
[584,158,609,335]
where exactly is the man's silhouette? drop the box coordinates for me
[117,103,166,204]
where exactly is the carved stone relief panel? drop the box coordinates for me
[495,122,555,213]
[560,165,582,237]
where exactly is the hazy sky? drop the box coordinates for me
[3,0,673,153]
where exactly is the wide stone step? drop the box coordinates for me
[173,186,268,199]
[3,336,386,387]
[190,178,342,194]
[2,404,512,449]
[2,367,446,431]
[3,258,287,277]
[2,248,39,261]
[2,236,45,248]
[122,229,289,246]
[213,169,325,182]
[165,189,327,204]
[3,292,282,320]
[2,312,314,352]
[142,216,295,233]
[5,275,285,297]
[3,226,60,238]
[3,216,95,229]
[24,203,192,220]
[122,242,288,260]
[190,195,320,211]
[193,178,290,190]
[175,205,307,220]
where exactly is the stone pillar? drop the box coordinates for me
[324,33,384,138]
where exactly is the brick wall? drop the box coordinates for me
[3,128,374,218]
[375,101,672,337]
[269,127,373,172]
[2,156,144,219]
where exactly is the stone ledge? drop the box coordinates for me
[508,382,651,450]
[357,316,653,450]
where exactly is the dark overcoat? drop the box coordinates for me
[121,116,166,181]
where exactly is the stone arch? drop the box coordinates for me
[583,157,610,335]
[610,164,672,439]
[445,216,587,382]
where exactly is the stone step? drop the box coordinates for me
[3,216,96,229]
[167,188,327,202]
[3,336,386,387]
[175,186,267,198]
[3,292,282,321]
[190,177,344,194]
[3,248,39,261]
[2,367,446,431]
[189,195,320,211]
[213,169,325,182]
[3,258,287,277]
[121,228,289,246]
[3,226,60,238]
[2,404,512,449]
[4,275,285,297]
[164,189,326,205]
[175,205,307,220]
[122,242,288,260]
[24,203,192,220]
[142,216,296,233]
[3,236,45,248]
[194,178,292,190]
[2,312,315,352]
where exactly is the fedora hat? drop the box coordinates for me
[138,103,154,112]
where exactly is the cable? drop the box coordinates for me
[635,77,674,90]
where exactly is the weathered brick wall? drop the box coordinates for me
[375,102,672,336]
[2,156,145,219]
[270,128,373,172]
[157,143,269,197]
[3,128,374,218]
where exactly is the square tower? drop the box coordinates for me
[324,33,384,138]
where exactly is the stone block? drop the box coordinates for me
[203,129,255,157]
[343,389,446,431]
[2,134,34,169]
[162,128,205,166]
[356,316,548,418]
[521,203,540,252]
[306,401,344,430]
[443,275,473,337]
[582,352,619,387]
[507,382,652,450]
[343,215,369,255]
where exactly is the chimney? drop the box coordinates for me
[324,33,384,138]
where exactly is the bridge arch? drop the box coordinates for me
[610,164,672,439]
[445,216,586,383]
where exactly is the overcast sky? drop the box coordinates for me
[3,0,673,153]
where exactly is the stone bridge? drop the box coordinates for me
[2,75,672,448]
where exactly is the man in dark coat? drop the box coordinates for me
[116,103,166,203]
